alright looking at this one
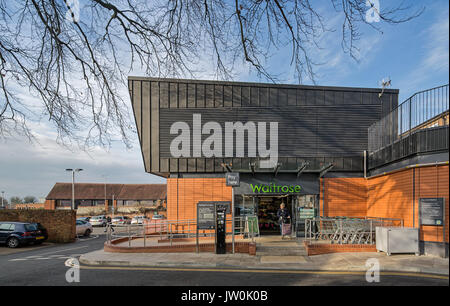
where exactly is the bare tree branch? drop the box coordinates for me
[0,0,424,148]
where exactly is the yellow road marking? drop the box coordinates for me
[77,265,449,280]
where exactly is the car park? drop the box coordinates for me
[111,216,131,225]
[131,215,148,224]
[0,222,46,248]
[89,215,108,227]
[76,220,93,237]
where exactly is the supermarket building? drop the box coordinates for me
[129,77,449,256]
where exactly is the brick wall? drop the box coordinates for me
[0,209,76,243]
[167,178,232,221]
[304,241,377,255]
[320,177,367,217]
[15,200,55,210]
[15,203,46,209]
[44,200,56,210]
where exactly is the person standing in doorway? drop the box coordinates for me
[277,203,291,238]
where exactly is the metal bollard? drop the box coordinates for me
[143,224,146,248]
[128,225,131,247]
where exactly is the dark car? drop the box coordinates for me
[0,222,46,248]
[32,223,48,242]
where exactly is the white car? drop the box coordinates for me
[76,220,93,237]
[111,216,131,225]
[131,215,148,224]
[90,215,108,227]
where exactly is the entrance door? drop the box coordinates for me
[257,196,291,235]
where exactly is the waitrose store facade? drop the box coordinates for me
[129,77,449,256]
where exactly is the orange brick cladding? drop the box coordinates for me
[167,178,232,221]
[321,165,449,243]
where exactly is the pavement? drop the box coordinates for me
[79,236,450,276]
[1,231,447,286]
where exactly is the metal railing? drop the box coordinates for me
[369,84,449,152]
[305,217,403,244]
[105,216,259,247]
[368,85,449,169]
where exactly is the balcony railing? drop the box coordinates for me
[368,85,449,168]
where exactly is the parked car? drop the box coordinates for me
[76,220,93,237]
[152,214,165,220]
[0,222,46,248]
[77,217,90,223]
[131,215,148,224]
[89,215,108,227]
[111,216,131,225]
[32,223,48,242]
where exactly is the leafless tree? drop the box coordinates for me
[0,0,424,148]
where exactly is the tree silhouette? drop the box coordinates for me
[0,0,423,148]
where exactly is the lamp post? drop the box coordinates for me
[66,168,83,210]
[102,174,108,215]
[1,191,4,208]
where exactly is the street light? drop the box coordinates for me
[1,191,4,209]
[66,168,83,210]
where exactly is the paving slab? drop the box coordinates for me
[260,256,308,263]
[79,249,449,276]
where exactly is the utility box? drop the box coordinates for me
[376,227,420,256]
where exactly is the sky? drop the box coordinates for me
[0,0,448,200]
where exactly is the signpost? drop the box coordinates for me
[196,201,231,253]
[225,172,240,254]
[299,208,315,219]
[419,198,444,226]
[197,202,216,230]
[419,198,446,255]
[226,172,240,187]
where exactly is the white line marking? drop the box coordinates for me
[38,245,88,256]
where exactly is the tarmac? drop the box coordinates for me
[79,236,449,276]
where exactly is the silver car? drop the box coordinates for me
[89,215,108,227]
[76,220,93,237]
[111,216,131,225]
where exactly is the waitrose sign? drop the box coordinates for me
[250,183,301,194]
